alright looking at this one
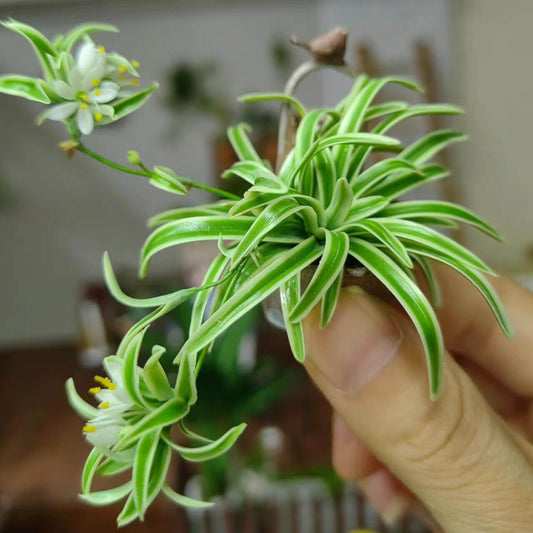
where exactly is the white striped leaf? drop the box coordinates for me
[163,422,246,462]
[227,122,261,162]
[132,429,161,517]
[289,231,349,323]
[280,273,305,362]
[177,237,323,359]
[402,242,512,338]
[238,92,306,117]
[349,238,444,398]
[79,481,131,507]
[380,201,502,240]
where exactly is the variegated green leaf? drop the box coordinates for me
[140,216,304,277]
[348,219,413,268]
[379,201,502,240]
[65,378,99,419]
[347,104,463,178]
[162,483,214,509]
[402,242,512,338]
[81,448,104,494]
[369,164,449,199]
[401,130,467,165]
[325,178,353,228]
[109,83,159,121]
[413,255,442,307]
[289,231,349,323]
[163,422,246,462]
[378,218,494,274]
[60,22,118,52]
[232,197,305,266]
[79,481,132,506]
[116,441,171,525]
[222,160,275,185]
[133,429,161,517]
[280,273,305,362]
[118,398,189,449]
[363,101,408,121]
[148,202,234,227]
[314,148,336,206]
[320,271,343,329]
[178,237,323,359]
[0,75,50,103]
[350,158,418,195]
[143,345,173,401]
[335,76,423,176]
[2,19,56,80]
[238,92,306,117]
[151,166,189,195]
[123,330,148,408]
[104,251,211,308]
[175,352,197,405]
[349,238,444,398]
[189,254,230,336]
[97,457,132,477]
[227,122,261,162]
[288,133,400,186]
[341,196,390,224]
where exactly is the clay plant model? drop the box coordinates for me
[0,21,512,527]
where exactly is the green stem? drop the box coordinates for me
[78,144,148,177]
[77,144,240,200]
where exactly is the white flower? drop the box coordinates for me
[40,42,122,134]
[82,358,134,448]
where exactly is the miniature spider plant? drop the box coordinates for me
[0,21,512,526]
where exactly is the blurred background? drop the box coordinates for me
[0,0,532,532]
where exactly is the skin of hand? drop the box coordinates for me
[303,264,533,533]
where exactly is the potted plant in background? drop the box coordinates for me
[0,20,512,530]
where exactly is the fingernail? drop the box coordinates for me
[304,286,402,393]
[382,495,411,526]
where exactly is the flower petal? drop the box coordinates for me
[68,67,83,92]
[53,80,75,100]
[90,81,119,103]
[42,102,78,121]
[76,41,97,73]
[77,105,94,135]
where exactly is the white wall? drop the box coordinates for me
[451,0,533,272]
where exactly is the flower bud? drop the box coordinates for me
[127,150,142,166]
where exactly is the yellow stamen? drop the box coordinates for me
[79,104,88,110]
[94,112,103,122]
[98,45,106,53]
[131,60,140,68]
[119,66,128,73]
[120,74,127,81]
[83,425,96,433]
[94,375,117,390]
[131,78,139,86]
[94,89,102,96]
[91,79,100,86]
[99,401,110,409]
[89,387,101,395]
[80,93,89,102]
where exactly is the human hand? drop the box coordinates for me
[303,265,533,532]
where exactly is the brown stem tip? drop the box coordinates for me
[290,26,348,65]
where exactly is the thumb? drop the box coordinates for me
[303,286,533,533]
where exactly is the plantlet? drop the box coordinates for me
[0,21,512,526]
